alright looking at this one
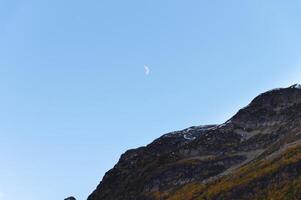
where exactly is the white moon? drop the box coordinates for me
[144,65,150,75]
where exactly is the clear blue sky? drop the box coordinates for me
[1,0,301,200]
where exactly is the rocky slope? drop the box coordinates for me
[88,84,301,200]
[65,197,76,200]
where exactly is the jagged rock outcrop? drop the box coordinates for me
[64,197,76,200]
[88,84,301,200]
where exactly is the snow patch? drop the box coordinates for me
[183,134,196,140]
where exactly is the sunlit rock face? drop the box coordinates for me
[87,85,301,200]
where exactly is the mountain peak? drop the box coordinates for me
[88,85,301,200]
[290,83,301,89]
[230,84,301,129]
[64,197,76,200]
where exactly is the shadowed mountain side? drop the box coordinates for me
[88,84,301,200]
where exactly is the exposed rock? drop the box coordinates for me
[87,84,301,200]
[64,197,76,200]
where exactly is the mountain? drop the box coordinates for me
[87,84,301,200]
[65,197,76,200]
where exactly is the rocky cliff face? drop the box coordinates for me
[88,84,301,200]
[64,197,76,200]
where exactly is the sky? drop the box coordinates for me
[0,0,301,200]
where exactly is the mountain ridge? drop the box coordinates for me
[87,84,301,200]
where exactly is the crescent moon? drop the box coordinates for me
[144,65,150,75]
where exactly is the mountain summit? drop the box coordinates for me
[88,85,301,200]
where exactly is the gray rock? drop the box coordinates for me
[64,197,76,200]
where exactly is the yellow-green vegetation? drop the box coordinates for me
[167,183,205,200]
[151,144,301,200]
